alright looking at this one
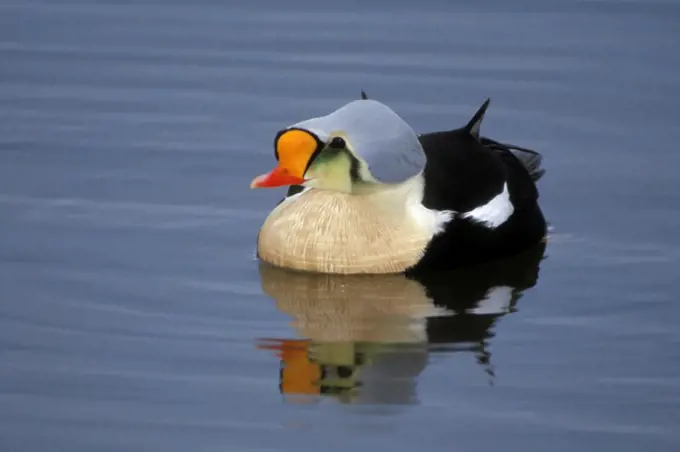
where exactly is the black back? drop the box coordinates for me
[407,101,546,274]
[419,129,507,212]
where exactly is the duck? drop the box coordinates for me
[250,95,547,275]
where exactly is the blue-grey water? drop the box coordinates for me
[2,1,680,451]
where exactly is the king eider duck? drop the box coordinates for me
[250,97,547,275]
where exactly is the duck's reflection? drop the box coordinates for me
[256,242,546,405]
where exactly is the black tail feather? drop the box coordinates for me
[481,137,546,182]
[513,148,545,182]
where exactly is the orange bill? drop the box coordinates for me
[250,129,319,188]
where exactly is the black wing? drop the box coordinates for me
[418,129,543,213]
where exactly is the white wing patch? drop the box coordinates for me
[462,182,514,229]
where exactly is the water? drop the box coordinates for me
[1,1,680,451]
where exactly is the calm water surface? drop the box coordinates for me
[1,1,680,451]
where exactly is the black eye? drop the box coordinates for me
[328,136,346,149]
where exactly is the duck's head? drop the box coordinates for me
[250,99,427,194]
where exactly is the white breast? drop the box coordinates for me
[257,177,453,274]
